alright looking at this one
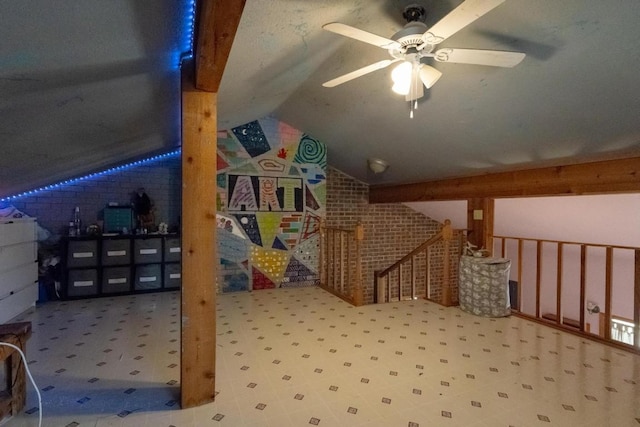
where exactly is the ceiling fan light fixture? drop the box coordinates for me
[368,158,389,174]
[419,64,442,89]
[391,61,412,95]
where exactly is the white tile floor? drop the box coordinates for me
[4,286,640,426]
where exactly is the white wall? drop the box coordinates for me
[403,200,467,229]
[495,194,640,246]
[494,194,640,332]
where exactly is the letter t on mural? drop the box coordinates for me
[277,178,302,212]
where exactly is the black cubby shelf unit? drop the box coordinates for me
[62,234,181,299]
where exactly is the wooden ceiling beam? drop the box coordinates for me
[370,157,640,203]
[194,0,246,92]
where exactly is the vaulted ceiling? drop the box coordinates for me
[2,0,640,199]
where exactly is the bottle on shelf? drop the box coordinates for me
[73,206,81,236]
[68,221,76,237]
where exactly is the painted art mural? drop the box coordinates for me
[216,117,326,293]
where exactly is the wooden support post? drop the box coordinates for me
[353,222,364,306]
[467,198,494,254]
[442,219,453,307]
[180,64,218,409]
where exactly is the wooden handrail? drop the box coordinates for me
[376,231,443,277]
[375,219,463,306]
[493,235,640,251]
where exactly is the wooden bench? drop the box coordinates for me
[0,322,32,423]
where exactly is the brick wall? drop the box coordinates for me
[326,167,458,304]
[8,154,181,236]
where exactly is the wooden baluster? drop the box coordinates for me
[442,219,453,307]
[536,241,542,318]
[580,245,586,332]
[340,231,345,294]
[635,249,640,348]
[604,247,613,340]
[556,242,563,325]
[328,229,333,291]
[411,256,416,300]
[332,229,337,291]
[353,222,364,306]
[331,229,335,289]
[426,247,431,300]
[347,236,351,299]
[319,220,325,287]
[517,239,523,312]
[398,264,403,301]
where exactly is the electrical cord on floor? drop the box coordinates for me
[0,342,42,427]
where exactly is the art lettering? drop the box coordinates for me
[227,175,303,212]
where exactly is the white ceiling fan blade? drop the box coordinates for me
[322,59,399,88]
[434,48,525,67]
[323,23,401,50]
[422,0,506,44]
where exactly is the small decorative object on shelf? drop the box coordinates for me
[158,222,168,234]
[73,206,81,236]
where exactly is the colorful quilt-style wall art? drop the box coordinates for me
[216,117,326,292]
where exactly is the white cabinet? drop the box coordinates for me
[0,218,38,324]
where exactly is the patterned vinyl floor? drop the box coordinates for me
[4,286,640,426]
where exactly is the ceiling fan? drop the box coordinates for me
[322,0,525,114]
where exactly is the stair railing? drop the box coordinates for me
[374,219,465,306]
[318,221,364,306]
[493,235,640,353]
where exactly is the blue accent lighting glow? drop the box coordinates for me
[0,150,181,203]
[175,0,197,68]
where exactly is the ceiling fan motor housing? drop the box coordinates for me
[391,20,435,58]
[402,4,427,23]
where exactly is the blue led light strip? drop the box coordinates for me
[0,150,182,203]
[182,0,197,61]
